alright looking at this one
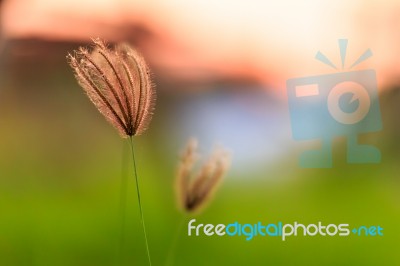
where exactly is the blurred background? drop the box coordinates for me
[1,0,400,265]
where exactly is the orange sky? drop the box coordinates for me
[2,0,400,92]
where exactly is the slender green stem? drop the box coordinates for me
[129,136,152,266]
[165,215,186,266]
[118,142,129,265]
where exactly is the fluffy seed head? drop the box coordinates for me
[176,138,231,214]
[67,38,156,137]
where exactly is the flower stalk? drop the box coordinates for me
[67,38,155,265]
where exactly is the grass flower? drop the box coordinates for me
[166,138,231,265]
[67,38,155,265]
[67,38,155,137]
[176,138,231,213]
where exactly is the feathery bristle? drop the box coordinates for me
[67,38,156,137]
[176,138,231,214]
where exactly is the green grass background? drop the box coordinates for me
[0,41,399,265]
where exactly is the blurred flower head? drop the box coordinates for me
[176,138,231,214]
